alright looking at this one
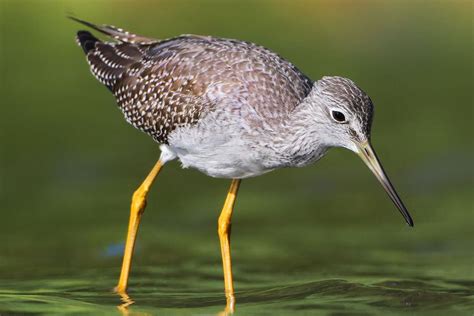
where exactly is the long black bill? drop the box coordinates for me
[357,142,414,227]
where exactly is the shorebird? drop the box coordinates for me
[72,18,414,313]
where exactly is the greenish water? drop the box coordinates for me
[1,0,473,315]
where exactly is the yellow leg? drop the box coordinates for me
[218,179,241,314]
[115,159,164,294]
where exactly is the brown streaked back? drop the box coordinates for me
[73,18,313,144]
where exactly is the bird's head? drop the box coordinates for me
[304,76,414,227]
[309,76,374,150]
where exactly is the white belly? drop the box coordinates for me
[162,117,275,179]
[162,145,273,179]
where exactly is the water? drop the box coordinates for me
[1,276,472,315]
[1,0,473,314]
[0,239,472,314]
[0,179,472,314]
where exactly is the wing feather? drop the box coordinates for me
[73,18,313,144]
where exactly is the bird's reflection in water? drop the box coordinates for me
[116,291,146,316]
[218,294,235,315]
[116,290,235,315]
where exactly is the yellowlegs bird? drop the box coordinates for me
[72,18,414,313]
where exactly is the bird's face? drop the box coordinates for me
[311,76,374,151]
[309,76,413,226]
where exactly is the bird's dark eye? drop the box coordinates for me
[331,110,346,123]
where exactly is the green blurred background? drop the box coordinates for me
[1,0,473,314]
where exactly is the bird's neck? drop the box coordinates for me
[270,99,329,168]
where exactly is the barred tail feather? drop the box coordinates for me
[69,16,157,44]
[76,30,100,54]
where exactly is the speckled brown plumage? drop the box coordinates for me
[74,18,312,144]
[72,18,413,234]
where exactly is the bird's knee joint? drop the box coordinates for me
[218,219,231,236]
[131,189,147,214]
